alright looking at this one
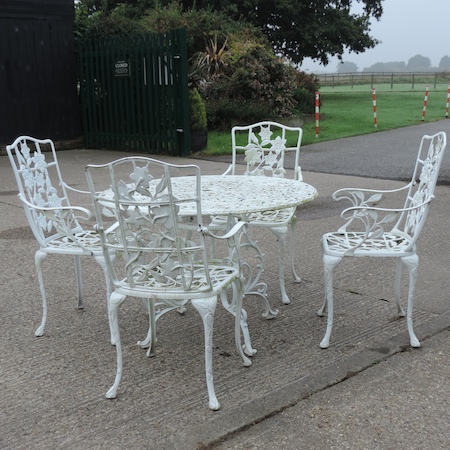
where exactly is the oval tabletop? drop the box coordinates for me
[99,175,318,217]
[170,175,317,216]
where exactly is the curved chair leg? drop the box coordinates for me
[106,291,127,399]
[227,278,256,359]
[136,299,157,356]
[74,255,84,309]
[319,254,342,349]
[95,255,115,345]
[401,254,420,348]
[394,258,406,316]
[289,216,301,283]
[271,226,290,304]
[191,296,220,411]
[145,299,157,357]
[220,283,256,361]
[34,250,48,337]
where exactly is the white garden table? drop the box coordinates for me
[99,174,317,317]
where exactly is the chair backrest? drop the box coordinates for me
[6,136,82,247]
[86,157,215,294]
[395,131,447,242]
[229,121,303,180]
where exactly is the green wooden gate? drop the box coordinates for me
[78,29,190,156]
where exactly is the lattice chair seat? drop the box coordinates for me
[324,231,413,256]
[246,206,296,225]
[86,157,255,410]
[210,121,304,304]
[125,264,238,293]
[6,136,116,337]
[318,131,447,349]
[52,230,105,250]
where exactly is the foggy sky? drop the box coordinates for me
[299,0,450,73]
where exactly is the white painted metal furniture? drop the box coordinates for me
[86,157,254,410]
[6,136,114,337]
[98,174,318,318]
[213,121,304,304]
[319,131,447,349]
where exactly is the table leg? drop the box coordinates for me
[227,216,278,319]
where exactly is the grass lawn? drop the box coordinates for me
[200,83,450,157]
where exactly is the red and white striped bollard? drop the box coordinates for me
[421,84,429,121]
[372,88,377,128]
[315,91,320,138]
[445,84,450,118]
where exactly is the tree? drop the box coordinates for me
[363,61,406,72]
[177,0,383,65]
[76,1,383,65]
[75,0,154,16]
[406,54,432,72]
[337,61,358,73]
[439,55,450,70]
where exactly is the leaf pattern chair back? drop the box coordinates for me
[87,157,212,293]
[6,136,80,246]
[399,132,447,239]
[231,121,303,181]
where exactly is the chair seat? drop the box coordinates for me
[247,206,296,226]
[323,231,413,257]
[210,206,296,229]
[46,230,102,251]
[118,263,239,296]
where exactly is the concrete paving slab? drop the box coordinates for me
[213,329,450,449]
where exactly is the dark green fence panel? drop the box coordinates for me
[78,30,190,156]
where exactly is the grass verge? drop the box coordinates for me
[199,84,449,157]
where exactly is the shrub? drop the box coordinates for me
[140,3,250,61]
[205,97,273,130]
[189,88,207,130]
[293,87,315,114]
[202,36,298,129]
[76,9,145,40]
[291,70,320,114]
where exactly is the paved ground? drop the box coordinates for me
[1,120,449,449]
[213,328,450,449]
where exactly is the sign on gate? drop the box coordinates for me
[114,60,130,77]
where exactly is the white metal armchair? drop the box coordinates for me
[6,136,114,337]
[86,157,255,410]
[211,121,303,304]
[319,131,447,349]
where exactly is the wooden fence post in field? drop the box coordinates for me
[372,88,377,128]
[445,84,450,118]
[315,91,320,137]
[421,84,429,121]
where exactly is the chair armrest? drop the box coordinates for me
[62,181,92,196]
[337,197,434,240]
[333,183,411,207]
[200,220,248,240]
[18,193,92,222]
[295,165,303,181]
[201,221,248,269]
[222,164,233,176]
